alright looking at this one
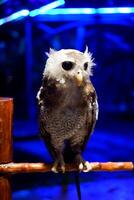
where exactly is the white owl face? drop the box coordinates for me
[43,48,95,84]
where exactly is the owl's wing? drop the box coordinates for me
[82,82,98,151]
[36,76,50,106]
[37,76,52,136]
[37,77,60,158]
[37,83,47,138]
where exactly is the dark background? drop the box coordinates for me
[0,0,134,199]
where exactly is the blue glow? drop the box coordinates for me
[117,7,134,13]
[29,0,65,17]
[45,7,134,15]
[1,6,134,26]
[0,9,29,25]
[0,19,5,25]
[45,8,96,15]
[0,0,65,25]
[97,7,119,14]
[97,7,134,14]
[7,9,29,21]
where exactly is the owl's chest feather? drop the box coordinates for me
[41,79,89,137]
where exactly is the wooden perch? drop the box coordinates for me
[0,162,133,174]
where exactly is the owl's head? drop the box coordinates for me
[43,47,95,85]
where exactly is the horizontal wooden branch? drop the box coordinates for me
[0,162,133,174]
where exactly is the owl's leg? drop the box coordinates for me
[71,144,93,172]
[51,140,65,173]
[51,150,65,173]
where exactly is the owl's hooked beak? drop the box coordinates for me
[75,70,83,86]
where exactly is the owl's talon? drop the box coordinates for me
[79,163,84,172]
[78,161,93,172]
[83,161,93,172]
[51,160,65,173]
[51,166,58,173]
[61,165,65,173]
[51,161,58,173]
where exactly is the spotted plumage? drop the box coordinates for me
[37,48,98,172]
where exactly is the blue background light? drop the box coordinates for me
[29,0,65,17]
[0,0,65,25]
[1,6,134,26]
[0,9,29,25]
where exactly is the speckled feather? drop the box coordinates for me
[38,76,98,160]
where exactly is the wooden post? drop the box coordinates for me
[0,98,13,200]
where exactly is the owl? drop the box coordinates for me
[37,47,98,173]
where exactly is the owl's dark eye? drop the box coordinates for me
[62,61,74,71]
[84,62,88,70]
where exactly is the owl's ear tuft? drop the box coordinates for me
[49,48,56,54]
[84,46,88,54]
[84,46,93,62]
[45,48,56,57]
